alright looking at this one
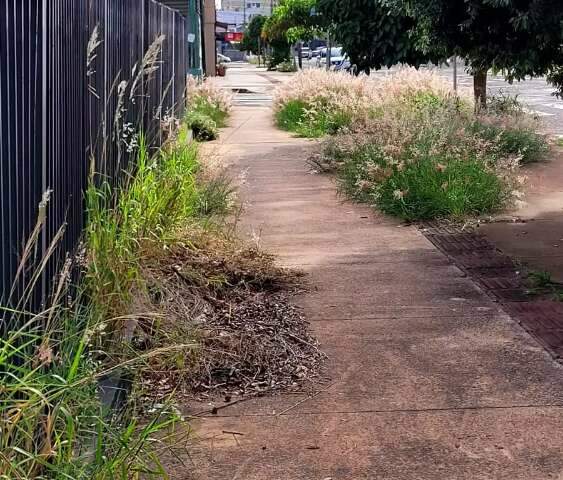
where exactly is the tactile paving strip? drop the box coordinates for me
[422,224,563,360]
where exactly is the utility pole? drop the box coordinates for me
[243,0,246,29]
[453,56,458,92]
[326,31,331,71]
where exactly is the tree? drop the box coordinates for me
[262,0,322,69]
[393,0,563,107]
[262,0,321,44]
[240,15,267,55]
[316,0,441,75]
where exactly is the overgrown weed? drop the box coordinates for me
[184,77,233,141]
[1,128,235,479]
[293,68,549,220]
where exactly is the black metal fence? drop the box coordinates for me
[0,0,189,309]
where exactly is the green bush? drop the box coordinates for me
[275,99,308,131]
[276,60,297,72]
[275,99,352,138]
[185,110,219,141]
[191,96,228,128]
[377,155,505,220]
[337,143,506,221]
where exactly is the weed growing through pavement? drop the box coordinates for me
[284,68,549,220]
[526,270,563,301]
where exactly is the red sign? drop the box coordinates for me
[225,32,244,42]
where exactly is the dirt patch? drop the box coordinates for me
[132,233,325,402]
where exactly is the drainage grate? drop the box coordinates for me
[231,87,255,94]
[422,223,563,360]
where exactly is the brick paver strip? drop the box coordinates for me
[423,226,563,360]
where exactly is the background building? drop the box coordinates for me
[219,0,277,24]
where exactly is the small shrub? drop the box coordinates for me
[276,60,297,72]
[185,110,219,141]
[275,99,307,131]
[185,76,232,141]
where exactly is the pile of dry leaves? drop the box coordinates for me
[133,233,324,401]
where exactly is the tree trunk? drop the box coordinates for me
[473,70,487,111]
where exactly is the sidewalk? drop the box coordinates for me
[182,66,563,480]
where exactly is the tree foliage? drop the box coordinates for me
[398,0,563,75]
[318,0,563,101]
[316,0,441,74]
[262,0,321,43]
[240,15,268,54]
[392,0,563,101]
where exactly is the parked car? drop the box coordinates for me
[217,53,232,63]
[309,47,324,60]
[300,46,310,58]
[333,56,352,72]
[317,47,345,68]
[315,47,328,67]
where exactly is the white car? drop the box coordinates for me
[217,53,232,63]
[317,47,345,68]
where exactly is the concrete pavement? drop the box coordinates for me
[179,65,563,480]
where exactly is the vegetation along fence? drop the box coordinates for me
[0,0,189,316]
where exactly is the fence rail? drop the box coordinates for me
[0,0,189,312]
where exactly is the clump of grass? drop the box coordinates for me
[184,77,233,141]
[275,99,352,137]
[185,110,219,141]
[0,243,185,479]
[87,131,235,319]
[526,270,563,301]
[275,99,307,131]
[335,140,506,221]
[469,120,548,164]
[272,69,382,137]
